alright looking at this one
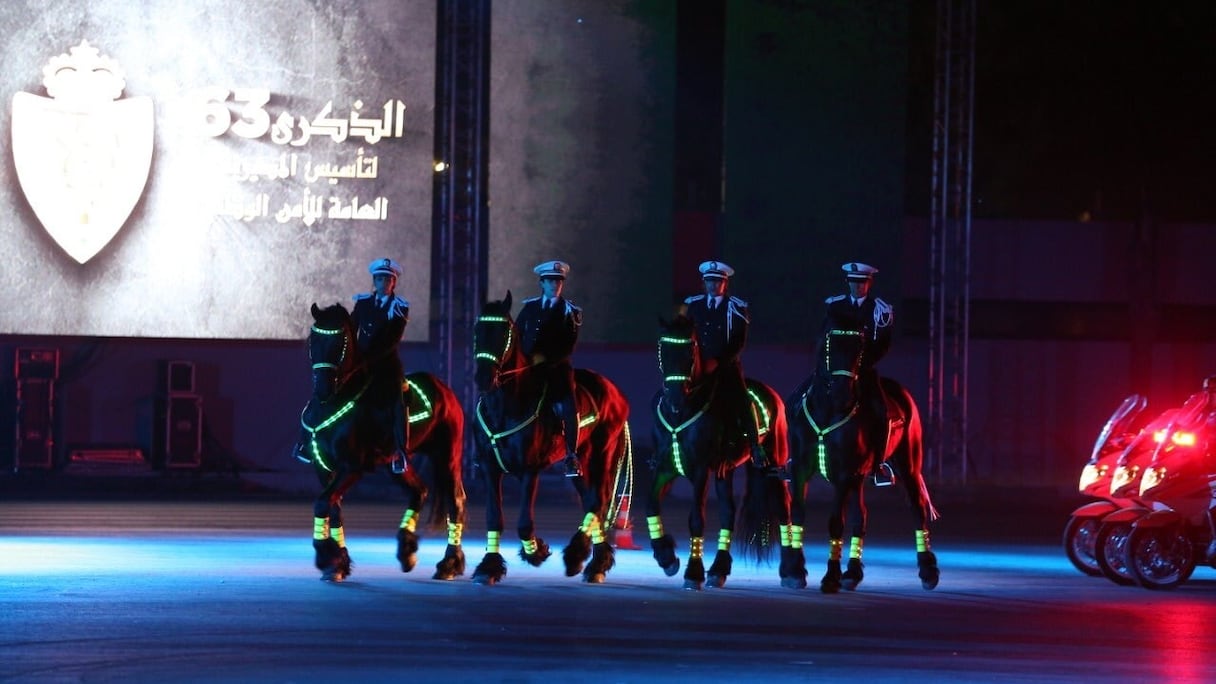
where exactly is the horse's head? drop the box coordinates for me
[473,291,522,392]
[309,302,357,402]
[657,315,701,401]
[814,328,866,413]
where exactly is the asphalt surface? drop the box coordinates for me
[1,472,1214,683]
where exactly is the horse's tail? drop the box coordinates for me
[411,373,467,530]
[736,465,790,564]
[885,378,940,523]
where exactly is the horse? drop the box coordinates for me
[785,326,940,592]
[302,302,467,582]
[648,315,795,590]
[470,292,632,585]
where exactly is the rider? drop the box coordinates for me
[819,262,894,475]
[295,258,410,474]
[679,260,768,467]
[516,260,583,478]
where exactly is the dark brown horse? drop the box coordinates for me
[303,303,467,582]
[470,293,632,585]
[785,327,940,592]
[649,315,795,590]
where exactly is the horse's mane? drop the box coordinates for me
[312,302,354,332]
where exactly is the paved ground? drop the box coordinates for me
[1,473,1214,683]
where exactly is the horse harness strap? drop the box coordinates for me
[300,377,373,472]
[475,386,548,473]
[655,394,712,478]
[800,392,859,478]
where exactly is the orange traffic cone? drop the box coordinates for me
[609,493,641,550]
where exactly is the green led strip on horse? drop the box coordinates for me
[475,315,513,365]
[301,378,372,472]
[475,386,599,473]
[403,377,433,424]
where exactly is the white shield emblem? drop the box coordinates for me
[11,41,152,264]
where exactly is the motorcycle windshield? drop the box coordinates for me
[1089,394,1148,463]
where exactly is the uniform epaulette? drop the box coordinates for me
[729,295,748,307]
[566,301,583,326]
[825,294,847,304]
[392,295,410,308]
[354,292,373,302]
[684,294,706,305]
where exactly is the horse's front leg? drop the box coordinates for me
[392,467,427,574]
[472,466,509,585]
[820,475,854,594]
[683,468,711,591]
[562,461,598,579]
[841,480,867,590]
[313,468,359,582]
[705,471,737,589]
[516,470,552,567]
[646,468,680,577]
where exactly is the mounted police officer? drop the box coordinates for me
[516,260,583,477]
[819,262,894,473]
[295,257,410,474]
[680,260,768,467]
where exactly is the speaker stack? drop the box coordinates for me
[153,360,203,469]
[14,348,59,471]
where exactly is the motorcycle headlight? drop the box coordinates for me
[1078,463,1106,491]
[1110,465,1139,495]
[1139,466,1167,496]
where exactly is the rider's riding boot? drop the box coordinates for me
[555,401,582,478]
[390,405,409,475]
[738,417,769,469]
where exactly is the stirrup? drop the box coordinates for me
[873,461,896,487]
[563,453,582,478]
[293,443,311,465]
[390,450,408,475]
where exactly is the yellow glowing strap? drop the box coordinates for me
[800,392,858,478]
[790,525,804,549]
[331,526,345,547]
[689,536,704,559]
[849,536,863,559]
[475,385,548,473]
[404,377,434,424]
[475,315,513,366]
[828,537,844,561]
[746,387,771,435]
[447,522,463,546]
[522,537,538,555]
[779,524,791,548]
[400,509,419,532]
[654,399,709,478]
[313,517,330,540]
[915,529,929,552]
[486,530,501,554]
[717,529,732,552]
[582,512,605,545]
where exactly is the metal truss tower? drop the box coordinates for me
[432,0,490,476]
[927,0,975,483]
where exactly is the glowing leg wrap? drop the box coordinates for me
[647,515,664,540]
[790,524,804,550]
[689,536,704,560]
[828,538,844,562]
[486,530,501,555]
[331,526,345,548]
[916,529,930,553]
[849,536,863,560]
[400,509,419,533]
[582,512,605,545]
[313,517,330,541]
[447,521,463,546]
[717,529,732,554]
[522,537,538,556]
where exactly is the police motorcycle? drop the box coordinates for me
[1089,399,1208,585]
[1123,388,1216,589]
[1062,394,1149,577]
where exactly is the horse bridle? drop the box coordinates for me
[823,329,863,382]
[474,314,519,380]
[657,333,696,386]
[309,324,349,373]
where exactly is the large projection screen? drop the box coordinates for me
[0,1,435,341]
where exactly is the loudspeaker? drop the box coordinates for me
[153,395,202,469]
[15,348,59,381]
[15,378,54,470]
[159,360,196,394]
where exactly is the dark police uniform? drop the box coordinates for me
[818,262,894,457]
[516,260,582,475]
[681,260,766,464]
[353,258,410,466]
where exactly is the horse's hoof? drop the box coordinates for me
[919,551,940,590]
[583,572,606,584]
[706,574,726,589]
[563,530,592,577]
[683,579,703,591]
[842,558,864,591]
[397,528,420,573]
[472,552,507,585]
[582,542,616,584]
[433,545,466,581]
[820,560,841,593]
[651,534,680,576]
[662,560,680,577]
[820,579,841,594]
[781,576,807,590]
[519,538,552,567]
[472,573,498,586]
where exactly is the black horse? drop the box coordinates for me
[303,303,467,582]
[785,327,940,592]
[648,315,795,590]
[469,293,633,585]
